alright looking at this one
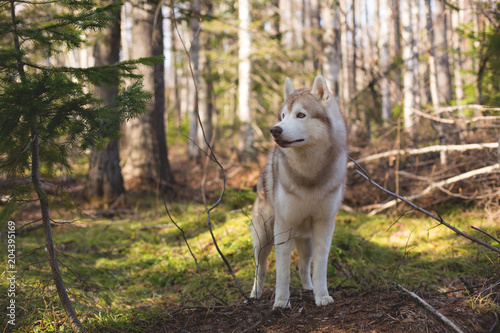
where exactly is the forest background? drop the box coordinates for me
[1,0,500,332]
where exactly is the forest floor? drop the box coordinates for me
[146,286,499,333]
[3,134,500,332]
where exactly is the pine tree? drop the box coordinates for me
[0,1,161,330]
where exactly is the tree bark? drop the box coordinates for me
[32,126,84,332]
[391,0,402,104]
[425,0,441,109]
[451,4,464,104]
[434,0,453,104]
[321,0,340,100]
[122,0,174,186]
[401,0,418,141]
[86,0,125,201]
[339,0,350,117]
[188,0,201,160]
[237,0,254,158]
[379,0,392,121]
[197,0,214,151]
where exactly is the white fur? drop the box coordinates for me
[250,75,347,309]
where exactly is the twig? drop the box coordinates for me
[348,156,500,255]
[389,281,465,333]
[471,226,500,245]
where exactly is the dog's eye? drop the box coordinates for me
[281,113,285,119]
[297,113,306,118]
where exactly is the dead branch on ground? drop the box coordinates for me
[389,281,465,333]
[347,143,498,166]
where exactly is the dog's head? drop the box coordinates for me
[271,75,341,149]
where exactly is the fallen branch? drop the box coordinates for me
[348,156,500,255]
[347,143,498,166]
[366,163,500,214]
[412,108,500,124]
[389,281,465,333]
[429,104,500,114]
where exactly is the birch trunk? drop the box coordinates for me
[401,0,418,141]
[321,0,340,99]
[451,5,464,104]
[238,0,254,157]
[197,0,214,150]
[426,0,441,109]
[188,0,201,160]
[379,0,392,121]
[339,0,350,117]
[391,0,402,104]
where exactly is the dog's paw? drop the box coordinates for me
[272,299,291,309]
[250,290,261,299]
[315,295,334,306]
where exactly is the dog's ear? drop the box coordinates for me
[311,75,331,102]
[284,77,295,100]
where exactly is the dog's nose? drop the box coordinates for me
[270,126,283,138]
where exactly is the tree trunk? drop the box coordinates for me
[401,0,418,141]
[451,5,464,104]
[434,0,453,104]
[32,126,84,332]
[310,0,321,71]
[237,0,254,158]
[86,0,125,201]
[379,0,392,121]
[153,6,174,186]
[122,0,174,186]
[197,0,214,151]
[279,0,293,48]
[425,0,441,109]
[188,0,201,160]
[339,0,350,117]
[391,0,402,104]
[321,0,340,99]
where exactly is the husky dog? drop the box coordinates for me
[250,75,347,309]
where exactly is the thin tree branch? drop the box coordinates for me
[471,226,500,245]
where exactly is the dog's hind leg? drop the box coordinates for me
[295,237,313,290]
[250,233,272,299]
[250,201,274,299]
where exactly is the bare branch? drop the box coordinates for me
[389,281,466,333]
[347,143,498,166]
[412,108,500,125]
[348,156,500,255]
[471,226,500,245]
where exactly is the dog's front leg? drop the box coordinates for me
[273,224,293,309]
[312,221,335,306]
